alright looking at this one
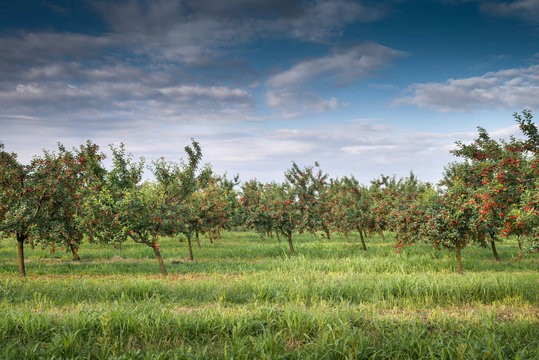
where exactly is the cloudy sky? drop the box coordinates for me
[1,0,538,184]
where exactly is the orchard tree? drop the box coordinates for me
[151,142,212,262]
[80,140,208,275]
[423,179,481,274]
[507,180,539,255]
[369,174,400,239]
[451,110,539,260]
[330,179,357,243]
[239,179,275,241]
[342,176,373,250]
[284,161,330,237]
[265,182,302,256]
[503,111,539,254]
[0,141,101,276]
[390,172,433,252]
[198,174,240,244]
[30,142,105,261]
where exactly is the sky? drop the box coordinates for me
[0,0,538,185]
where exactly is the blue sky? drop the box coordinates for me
[0,0,538,184]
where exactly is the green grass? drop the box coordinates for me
[0,232,537,359]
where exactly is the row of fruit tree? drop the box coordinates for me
[1,111,537,276]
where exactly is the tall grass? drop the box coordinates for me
[0,231,537,359]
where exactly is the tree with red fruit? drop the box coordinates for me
[0,141,101,276]
[239,179,275,241]
[451,110,539,260]
[79,140,207,275]
[265,181,302,256]
[422,178,480,273]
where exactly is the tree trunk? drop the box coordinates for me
[196,231,201,249]
[490,238,500,261]
[70,243,80,261]
[324,227,331,240]
[276,232,281,243]
[357,227,367,251]
[152,246,168,276]
[209,233,214,244]
[268,231,273,239]
[16,233,26,277]
[345,232,349,243]
[455,245,463,274]
[379,230,385,240]
[287,233,296,256]
[187,234,194,261]
[30,240,35,250]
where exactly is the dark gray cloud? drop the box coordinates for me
[0,0,394,131]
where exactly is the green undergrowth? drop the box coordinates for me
[0,232,537,359]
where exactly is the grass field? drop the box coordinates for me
[0,232,537,359]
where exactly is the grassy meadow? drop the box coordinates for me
[0,232,537,359]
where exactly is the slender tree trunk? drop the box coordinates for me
[152,246,168,276]
[276,232,281,243]
[268,231,273,239]
[70,243,80,261]
[324,227,331,240]
[490,238,500,261]
[196,231,201,249]
[16,233,27,277]
[379,230,385,240]
[455,245,463,274]
[187,234,194,261]
[357,226,367,251]
[287,233,296,256]
[30,241,35,250]
[345,232,349,243]
[209,233,214,244]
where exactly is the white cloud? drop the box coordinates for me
[480,0,539,23]
[159,85,251,103]
[395,64,539,112]
[265,91,340,113]
[0,74,256,127]
[265,43,404,114]
[267,43,404,89]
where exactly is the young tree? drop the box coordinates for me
[370,174,405,239]
[266,182,302,256]
[342,176,373,250]
[284,161,330,237]
[239,179,275,241]
[79,140,208,275]
[330,179,357,244]
[390,173,432,252]
[151,141,212,263]
[198,174,239,244]
[423,179,480,274]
